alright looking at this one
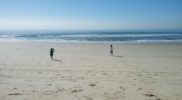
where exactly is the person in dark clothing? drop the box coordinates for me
[110,44,113,55]
[50,48,55,60]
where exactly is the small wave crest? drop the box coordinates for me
[0,31,182,43]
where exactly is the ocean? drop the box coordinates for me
[0,30,182,43]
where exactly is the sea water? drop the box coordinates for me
[0,30,182,43]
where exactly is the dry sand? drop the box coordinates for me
[0,42,182,100]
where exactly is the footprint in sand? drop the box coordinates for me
[71,89,83,93]
[8,93,22,95]
[143,93,161,100]
[89,83,96,87]
[47,83,52,86]
[32,90,35,93]
[144,93,155,97]
[103,73,108,75]
[119,87,125,91]
[13,87,17,90]
[138,88,142,90]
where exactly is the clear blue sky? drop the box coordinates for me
[0,0,182,30]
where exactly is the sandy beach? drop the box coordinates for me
[0,42,182,100]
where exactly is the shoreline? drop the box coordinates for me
[1,39,182,45]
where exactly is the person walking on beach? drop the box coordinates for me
[50,48,55,60]
[110,44,113,55]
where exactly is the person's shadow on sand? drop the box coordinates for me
[112,55,124,58]
[52,59,62,62]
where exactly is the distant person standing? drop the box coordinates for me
[110,44,113,55]
[50,48,55,60]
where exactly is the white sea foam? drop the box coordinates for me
[0,31,182,43]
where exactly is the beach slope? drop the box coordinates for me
[0,42,182,100]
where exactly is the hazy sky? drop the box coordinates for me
[0,0,182,30]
